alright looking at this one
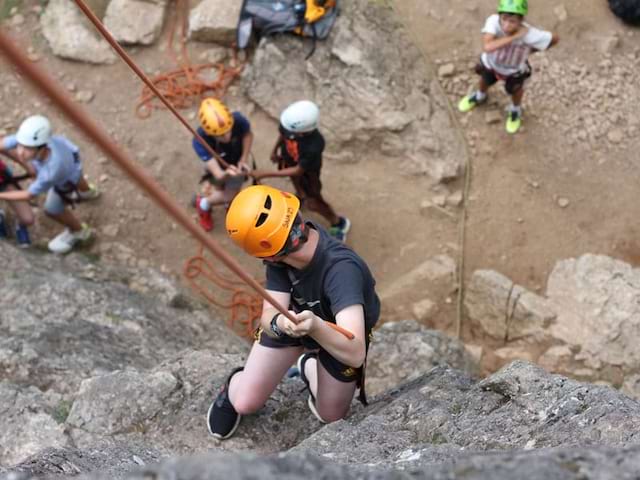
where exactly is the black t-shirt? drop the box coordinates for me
[279,128,324,173]
[265,222,380,331]
[192,112,251,166]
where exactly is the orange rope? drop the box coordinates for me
[136,0,244,119]
[184,244,263,340]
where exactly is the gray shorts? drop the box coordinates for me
[44,188,68,215]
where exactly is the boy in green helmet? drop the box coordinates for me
[458,0,559,134]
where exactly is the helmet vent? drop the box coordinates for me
[255,212,269,227]
[264,195,272,209]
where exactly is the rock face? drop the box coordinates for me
[366,320,478,396]
[188,0,243,45]
[465,269,556,342]
[0,242,474,472]
[40,0,116,64]
[11,361,640,479]
[242,0,466,183]
[103,0,169,46]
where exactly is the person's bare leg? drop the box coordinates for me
[228,342,303,415]
[511,85,524,107]
[478,76,490,94]
[76,175,91,193]
[47,208,82,232]
[5,186,35,226]
[304,356,357,423]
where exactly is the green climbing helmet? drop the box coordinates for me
[498,0,528,16]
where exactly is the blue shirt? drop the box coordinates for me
[192,112,251,166]
[4,135,83,196]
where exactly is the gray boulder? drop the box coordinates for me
[242,0,465,183]
[103,0,169,46]
[465,255,640,398]
[546,254,640,393]
[40,0,116,64]
[0,242,246,394]
[366,320,478,396]
[189,0,243,45]
[294,361,640,466]
[465,270,556,342]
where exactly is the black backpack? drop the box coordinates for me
[237,0,339,57]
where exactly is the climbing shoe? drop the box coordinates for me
[48,224,92,254]
[207,367,243,440]
[296,353,326,424]
[15,224,31,248]
[458,93,487,113]
[195,195,214,232]
[0,210,7,239]
[506,110,522,134]
[328,216,351,243]
[78,183,100,201]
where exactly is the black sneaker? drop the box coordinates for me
[207,367,243,440]
[296,353,326,423]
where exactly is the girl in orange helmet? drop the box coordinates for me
[207,185,379,440]
[192,98,254,231]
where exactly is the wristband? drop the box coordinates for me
[270,313,284,337]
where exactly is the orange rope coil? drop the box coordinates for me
[184,244,263,340]
[136,0,244,118]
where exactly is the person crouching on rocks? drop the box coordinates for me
[191,98,253,232]
[206,185,380,440]
[0,115,99,253]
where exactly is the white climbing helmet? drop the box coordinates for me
[280,100,319,133]
[16,115,52,147]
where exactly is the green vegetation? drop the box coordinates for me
[52,399,73,424]
[0,0,21,21]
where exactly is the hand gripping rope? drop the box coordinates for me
[0,28,354,341]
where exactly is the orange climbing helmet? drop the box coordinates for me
[226,185,301,257]
[198,98,234,136]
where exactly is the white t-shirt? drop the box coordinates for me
[480,14,552,77]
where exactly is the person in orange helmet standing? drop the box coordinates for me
[192,98,253,231]
[206,185,380,440]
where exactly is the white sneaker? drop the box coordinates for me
[48,224,93,254]
[78,183,100,201]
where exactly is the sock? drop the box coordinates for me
[199,197,211,212]
[509,104,522,114]
[475,90,487,101]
